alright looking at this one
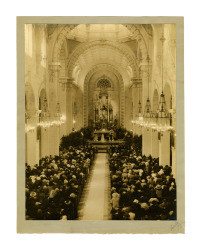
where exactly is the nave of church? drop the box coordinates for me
[25,24,176,220]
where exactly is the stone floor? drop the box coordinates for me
[78,153,111,220]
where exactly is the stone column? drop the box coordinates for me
[172,144,176,179]
[120,82,125,128]
[58,78,67,139]
[48,125,60,157]
[40,127,49,158]
[25,109,40,167]
[151,129,159,158]
[142,127,146,155]
[171,109,176,178]
[135,124,142,136]
[159,130,170,166]
[26,129,37,167]
[48,63,61,157]
[136,125,143,136]
[130,78,142,136]
[142,126,152,156]
[66,78,74,134]
[83,82,88,127]
[134,124,138,136]
[130,82,135,134]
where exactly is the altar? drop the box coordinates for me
[88,129,124,152]
[93,129,114,142]
[87,81,124,152]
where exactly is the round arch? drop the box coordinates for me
[83,63,125,127]
[52,24,148,64]
[66,40,138,78]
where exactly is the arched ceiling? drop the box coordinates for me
[48,24,152,91]
[69,44,136,85]
[66,40,138,89]
[85,64,123,85]
[67,24,132,42]
[72,46,132,70]
[51,24,150,62]
[78,63,125,92]
[87,70,120,88]
[67,40,137,75]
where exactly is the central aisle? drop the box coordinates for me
[78,153,111,220]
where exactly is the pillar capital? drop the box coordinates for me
[48,62,61,75]
[59,77,76,91]
[130,77,142,88]
[48,62,61,82]
[139,63,152,79]
[49,62,61,69]
[140,64,152,70]
[66,77,74,87]
[26,109,41,120]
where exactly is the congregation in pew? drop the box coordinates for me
[109,144,176,220]
[26,146,94,220]
[25,130,176,221]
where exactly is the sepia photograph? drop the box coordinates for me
[17,16,184,233]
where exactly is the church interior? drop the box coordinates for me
[25,24,176,220]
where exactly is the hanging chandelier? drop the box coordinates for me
[132,67,143,126]
[53,101,62,126]
[53,24,63,127]
[144,53,152,119]
[158,31,168,119]
[38,55,50,128]
[25,110,36,132]
[39,96,51,128]
[138,100,142,115]
[158,91,167,118]
[144,98,151,117]
[142,47,154,131]
[137,67,143,117]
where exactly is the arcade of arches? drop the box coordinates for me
[25,24,176,220]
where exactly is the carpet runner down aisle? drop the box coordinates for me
[78,153,111,220]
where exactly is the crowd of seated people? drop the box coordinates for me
[109,145,176,220]
[26,146,94,220]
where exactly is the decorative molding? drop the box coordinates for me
[48,63,61,82]
[130,78,142,88]
[66,40,137,77]
[59,77,77,91]
[51,24,149,67]
[25,109,41,120]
